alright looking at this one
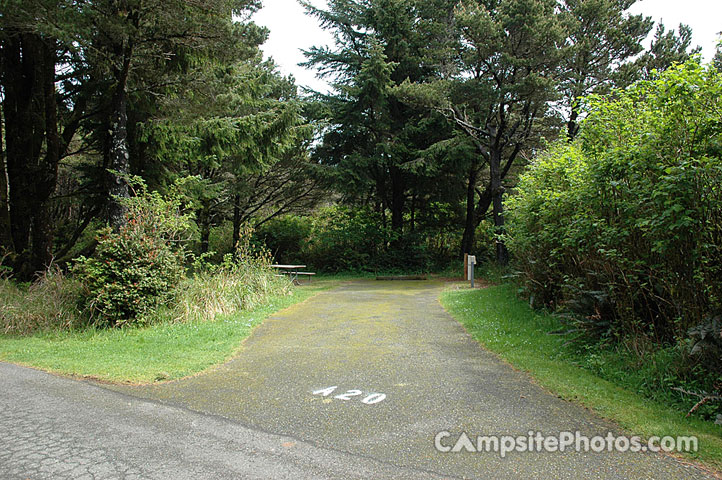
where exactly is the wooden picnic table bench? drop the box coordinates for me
[271,265,316,284]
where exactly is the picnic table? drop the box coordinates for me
[271,264,315,284]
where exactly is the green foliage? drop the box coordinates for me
[303,0,454,250]
[255,207,462,273]
[73,188,193,327]
[0,269,86,335]
[171,228,291,324]
[558,0,653,137]
[397,0,567,262]
[139,58,310,255]
[255,215,312,265]
[443,284,722,439]
[627,23,702,83]
[303,206,389,272]
[508,60,722,346]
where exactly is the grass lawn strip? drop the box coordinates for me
[0,282,335,384]
[440,283,722,473]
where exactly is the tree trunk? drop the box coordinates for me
[475,183,492,227]
[105,6,136,232]
[106,80,131,231]
[232,194,242,251]
[490,149,508,265]
[567,105,580,141]
[389,165,404,244]
[0,103,13,252]
[2,33,47,278]
[460,164,478,256]
[30,38,61,272]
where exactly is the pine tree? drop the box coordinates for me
[398,0,566,264]
[559,0,653,139]
[615,22,702,85]
[303,0,451,246]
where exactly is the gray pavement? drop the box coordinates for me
[1,280,717,478]
[0,361,445,479]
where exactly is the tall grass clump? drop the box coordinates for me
[1,268,86,334]
[170,225,291,323]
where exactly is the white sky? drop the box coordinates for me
[628,0,720,59]
[253,0,721,93]
[253,0,333,93]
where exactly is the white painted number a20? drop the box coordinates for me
[312,386,387,405]
[312,386,337,396]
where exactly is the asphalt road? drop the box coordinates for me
[1,280,716,479]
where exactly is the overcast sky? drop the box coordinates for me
[252,0,721,93]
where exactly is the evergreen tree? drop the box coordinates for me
[79,0,266,230]
[142,58,308,253]
[0,0,284,274]
[0,0,88,277]
[398,0,566,264]
[559,0,653,139]
[638,23,701,78]
[303,0,451,246]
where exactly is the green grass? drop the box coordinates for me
[0,282,333,384]
[441,283,722,471]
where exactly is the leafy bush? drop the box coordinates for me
[253,207,459,273]
[1,269,86,334]
[508,60,722,344]
[303,205,390,272]
[256,215,312,264]
[73,187,192,327]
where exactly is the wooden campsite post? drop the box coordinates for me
[463,253,469,280]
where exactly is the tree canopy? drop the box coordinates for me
[0,0,715,276]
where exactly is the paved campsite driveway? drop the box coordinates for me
[115,280,709,478]
[1,280,715,478]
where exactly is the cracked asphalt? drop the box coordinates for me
[1,280,717,478]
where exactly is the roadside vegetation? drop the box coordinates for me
[0,181,339,382]
[437,60,722,470]
[441,284,722,470]
[0,283,327,383]
[505,62,722,426]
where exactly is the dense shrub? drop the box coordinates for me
[302,206,389,272]
[255,207,459,273]
[73,188,192,327]
[508,60,722,345]
[255,215,312,264]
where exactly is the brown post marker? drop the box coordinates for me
[463,253,469,280]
